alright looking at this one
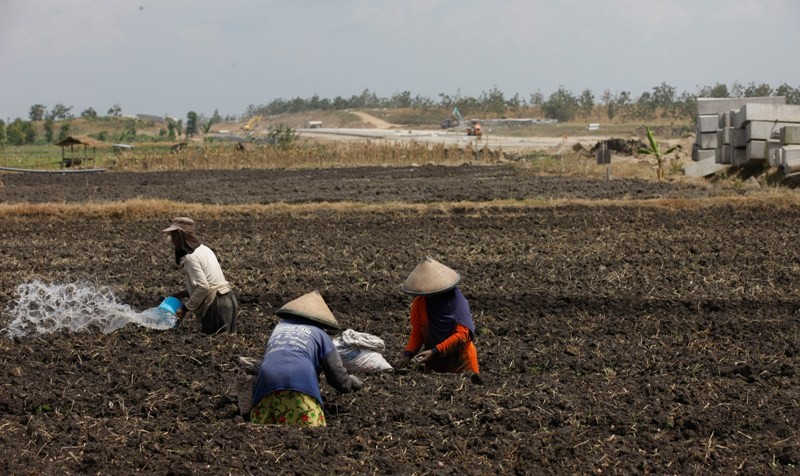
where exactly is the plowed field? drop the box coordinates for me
[0,165,798,474]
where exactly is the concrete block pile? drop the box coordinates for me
[777,126,800,176]
[732,103,800,167]
[694,96,786,165]
[687,97,800,177]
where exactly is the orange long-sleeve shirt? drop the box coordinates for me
[403,296,479,374]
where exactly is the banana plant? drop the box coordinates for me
[638,126,680,180]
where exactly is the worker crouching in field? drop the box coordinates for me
[250,291,363,427]
[163,217,239,334]
[395,257,480,376]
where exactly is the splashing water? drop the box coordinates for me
[2,280,177,338]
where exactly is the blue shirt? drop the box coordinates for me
[252,319,336,405]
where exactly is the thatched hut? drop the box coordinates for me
[55,136,101,168]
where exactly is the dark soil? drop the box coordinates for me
[0,165,734,204]
[0,167,798,474]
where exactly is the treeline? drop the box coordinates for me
[3,81,800,146]
[245,81,800,122]
[0,103,231,146]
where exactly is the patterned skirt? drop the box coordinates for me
[249,390,326,427]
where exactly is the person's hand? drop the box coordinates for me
[175,306,187,319]
[413,350,434,364]
[395,355,411,369]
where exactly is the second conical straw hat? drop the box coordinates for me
[275,290,340,330]
[401,257,461,296]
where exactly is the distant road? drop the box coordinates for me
[297,127,609,151]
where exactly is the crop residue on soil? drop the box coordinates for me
[0,166,798,474]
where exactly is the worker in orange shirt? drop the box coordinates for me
[395,257,479,376]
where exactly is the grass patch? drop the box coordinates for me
[3,193,800,220]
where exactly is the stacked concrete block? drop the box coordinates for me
[779,126,800,176]
[732,103,800,128]
[694,112,719,162]
[732,103,800,166]
[729,128,747,165]
[696,96,787,116]
[695,96,786,164]
[715,110,737,164]
[780,125,800,145]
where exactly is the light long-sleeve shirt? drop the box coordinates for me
[183,244,232,318]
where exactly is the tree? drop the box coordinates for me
[438,93,454,109]
[775,83,800,105]
[268,124,299,149]
[0,119,6,146]
[80,107,98,120]
[357,89,380,108]
[50,103,73,120]
[308,94,322,110]
[480,86,506,116]
[730,80,744,98]
[391,90,413,109]
[185,111,198,138]
[120,118,137,141]
[107,104,122,117]
[634,92,657,120]
[638,126,680,181]
[29,104,47,121]
[411,94,434,110]
[57,122,71,142]
[578,89,595,118]
[542,86,578,122]
[6,119,37,145]
[167,119,177,140]
[176,119,184,139]
[529,90,544,108]
[699,83,729,98]
[506,93,524,113]
[605,91,629,121]
[651,82,676,109]
[744,82,772,97]
[43,117,55,143]
[674,91,697,119]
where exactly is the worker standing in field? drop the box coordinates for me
[395,257,480,376]
[250,291,362,427]
[163,216,239,334]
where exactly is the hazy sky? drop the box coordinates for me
[1,0,798,120]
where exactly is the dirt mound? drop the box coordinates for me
[589,138,647,156]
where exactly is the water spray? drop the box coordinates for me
[2,280,177,338]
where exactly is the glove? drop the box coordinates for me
[350,376,363,391]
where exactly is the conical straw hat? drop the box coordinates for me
[401,257,461,296]
[275,290,340,330]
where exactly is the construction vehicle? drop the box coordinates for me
[456,107,482,136]
[466,120,482,137]
[241,115,263,134]
[440,107,481,136]
[440,107,461,129]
